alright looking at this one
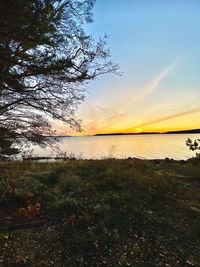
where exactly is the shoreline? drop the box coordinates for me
[1,155,189,165]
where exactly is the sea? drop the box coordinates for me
[29,134,200,160]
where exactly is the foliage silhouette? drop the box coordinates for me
[0,0,117,155]
[186,138,200,159]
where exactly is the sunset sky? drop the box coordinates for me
[58,0,200,135]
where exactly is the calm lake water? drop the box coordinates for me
[31,134,199,160]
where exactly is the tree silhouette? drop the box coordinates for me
[0,0,117,155]
[186,138,200,159]
[0,127,19,159]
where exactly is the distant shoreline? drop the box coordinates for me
[44,128,200,137]
[94,129,200,136]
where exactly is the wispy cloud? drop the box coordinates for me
[114,62,176,112]
[77,63,177,134]
[79,103,126,134]
[125,107,200,132]
[133,62,176,103]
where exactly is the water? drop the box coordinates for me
[30,134,199,160]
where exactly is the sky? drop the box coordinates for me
[58,0,200,135]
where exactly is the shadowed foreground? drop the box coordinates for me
[0,159,200,266]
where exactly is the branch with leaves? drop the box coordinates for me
[0,0,118,156]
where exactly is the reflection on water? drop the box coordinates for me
[31,134,199,160]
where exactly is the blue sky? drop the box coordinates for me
[58,0,200,135]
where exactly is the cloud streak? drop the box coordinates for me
[125,107,200,132]
[114,62,176,113]
[77,63,177,134]
[134,62,176,103]
[79,103,127,134]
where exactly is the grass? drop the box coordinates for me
[0,159,200,266]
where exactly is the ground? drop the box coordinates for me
[0,158,200,266]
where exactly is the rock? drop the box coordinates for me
[190,206,200,213]
[144,210,154,215]
[156,162,165,167]
[127,157,137,161]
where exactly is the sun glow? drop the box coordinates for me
[134,127,142,133]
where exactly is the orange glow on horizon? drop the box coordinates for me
[54,107,200,136]
[134,127,142,133]
[89,125,200,136]
[57,125,199,136]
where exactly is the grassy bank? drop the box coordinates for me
[0,159,200,266]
